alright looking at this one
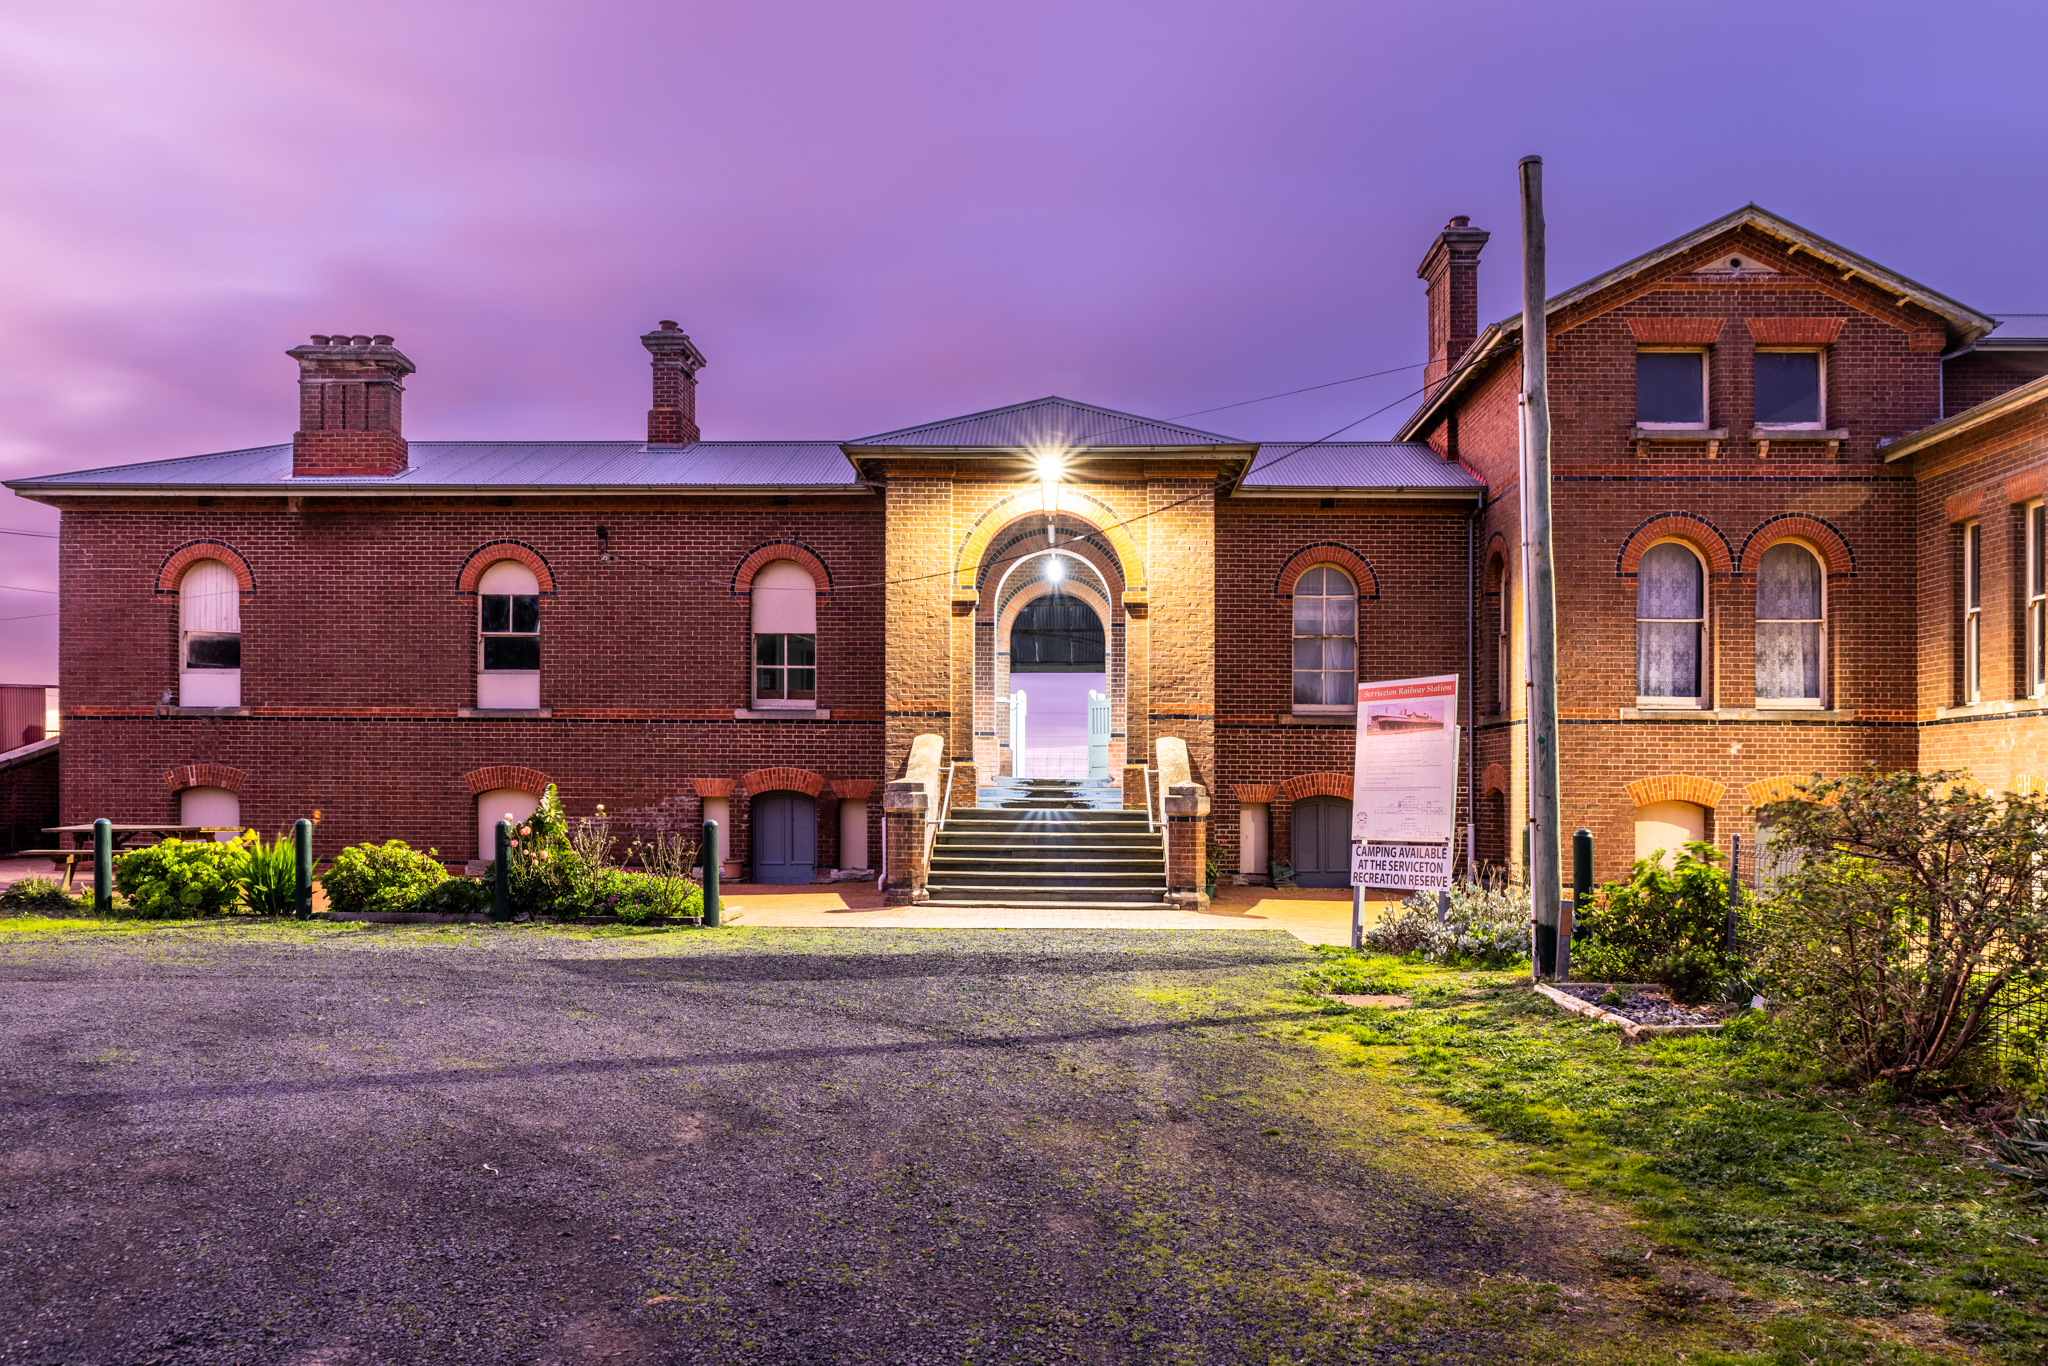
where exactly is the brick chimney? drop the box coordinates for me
[286,334,416,477]
[1417,216,1491,395]
[641,320,708,446]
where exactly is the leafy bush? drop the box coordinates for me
[236,829,298,917]
[499,786,586,918]
[114,838,247,918]
[411,876,492,918]
[0,876,82,914]
[606,870,703,925]
[1754,768,2048,1092]
[1574,841,1733,1003]
[320,840,448,916]
[1364,883,1530,967]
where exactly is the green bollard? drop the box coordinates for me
[93,817,112,917]
[294,818,314,919]
[701,819,720,927]
[1565,828,1593,980]
[494,820,511,922]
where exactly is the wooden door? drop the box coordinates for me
[1292,796,1353,888]
[752,792,817,885]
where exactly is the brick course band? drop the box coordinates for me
[1628,317,1726,346]
[1744,317,1845,347]
[462,765,551,797]
[732,541,833,596]
[1736,514,1854,577]
[1279,771,1354,802]
[155,541,255,595]
[456,542,556,594]
[162,763,249,795]
[741,766,826,797]
[1624,774,1726,809]
[1273,543,1381,600]
[1616,513,1734,577]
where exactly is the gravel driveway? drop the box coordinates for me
[0,925,1608,1364]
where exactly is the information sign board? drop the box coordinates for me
[1351,674,1461,891]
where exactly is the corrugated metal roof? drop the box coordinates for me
[1236,441,1482,494]
[8,440,861,492]
[1984,314,2048,346]
[853,396,1243,449]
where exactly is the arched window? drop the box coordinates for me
[179,786,242,843]
[1756,542,1824,707]
[1489,555,1509,714]
[1633,800,1705,867]
[477,560,541,710]
[1637,542,1706,706]
[178,558,242,707]
[752,560,817,708]
[1292,566,1357,712]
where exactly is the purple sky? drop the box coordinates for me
[4,1,2045,682]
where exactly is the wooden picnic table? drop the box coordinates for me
[24,825,241,890]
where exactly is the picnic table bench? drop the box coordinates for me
[18,825,240,890]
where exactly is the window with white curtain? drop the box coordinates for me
[477,560,541,710]
[2028,502,2046,699]
[1964,522,1982,705]
[178,558,242,707]
[1291,565,1358,711]
[1755,542,1824,707]
[1637,542,1706,706]
[751,560,817,707]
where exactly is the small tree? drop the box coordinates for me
[1756,768,2048,1090]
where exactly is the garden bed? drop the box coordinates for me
[1536,980,1737,1044]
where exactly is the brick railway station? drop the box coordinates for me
[12,204,2048,905]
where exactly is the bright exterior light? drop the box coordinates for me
[1046,555,1064,583]
[1032,449,1066,483]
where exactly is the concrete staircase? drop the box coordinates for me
[925,778,1169,908]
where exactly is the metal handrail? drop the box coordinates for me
[1142,766,1155,833]
[924,760,958,867]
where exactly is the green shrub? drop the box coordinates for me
[0,876,83,914]
[113,838,247,918]
[500,785,588,918]
[411,877,491,918]
[1574,841,1733,1003]
[1303,946,1400,995]
[320,840,448,916]
[1365,883,1530,967]
[236,829,298,917]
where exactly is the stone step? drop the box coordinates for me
[930,854,1163,871]
[934,835,1162,851]
[923,884,1169,905]
[929,869,1167,887]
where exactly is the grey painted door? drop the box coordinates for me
[1292,796,1353,888]
[753,792,816,885]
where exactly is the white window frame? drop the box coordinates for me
[2029,501,2046,700]
[750,559,819,710]
[1636,538,1710,709]
[1492,560,1509,715]
[1291,564,1359,716]
[1964,520,1983,705]
[1635,347,1711,430]
[1753,538,1827,710]
[476,560,541,711]
[1753,347,1828,432]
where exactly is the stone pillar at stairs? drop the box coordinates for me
[882,780,930,905]
[1164,781,1211,911]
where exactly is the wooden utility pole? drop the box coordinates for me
[1520,155,1563,977]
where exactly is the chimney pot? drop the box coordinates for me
[659,319,680,331]
[1447,215,1470,228]
[641,321,708,446]
[372,334,393,346]
[310,335,331,345]
[1417,217,1491,397]
[351,335,371,346]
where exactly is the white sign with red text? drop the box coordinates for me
[1351,674,1460,890]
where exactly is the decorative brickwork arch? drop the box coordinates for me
[1232,783,1279,803]
[1280,771,1354,802]
[1624,774,1726,809]
[1738,515,1855,577]
[830,779,875,800]
[955,487,1145,597]
[1745,774,1810,807]
[462,765,551,797]
[162,763,248,794]
[2009,773,2042,797]
[156,541,254,595]
[457,542,555,594]
[1616,513,1733,577]
[691,777,733,798]
[732,541,832,597]
[741,766,826,798]
[996,576,1113,642]
[1481,763,1508,797]
[1273,543,1380,600]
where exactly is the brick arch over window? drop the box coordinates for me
[732,542,833,597]
[1280,771,1354,802]
[162,763,248,794]
[1624,774,1727,809]
[457,542,556,594]
[155,541,255,595]
[1273,543,1380,600]
[955,488,1145,597]
[1482,763,1508,797]
[1738,515,1855,577]
[741,766,827,798]
[1616,514,1733,577]
[463,765,551,797]
[1483,536,1509,591]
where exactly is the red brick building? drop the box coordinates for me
[11,206,2048,891]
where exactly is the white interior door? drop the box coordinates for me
[1086,689,1110,780]
[1007,690,1028,780]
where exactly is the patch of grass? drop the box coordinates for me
[1294,948,2048,1363]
